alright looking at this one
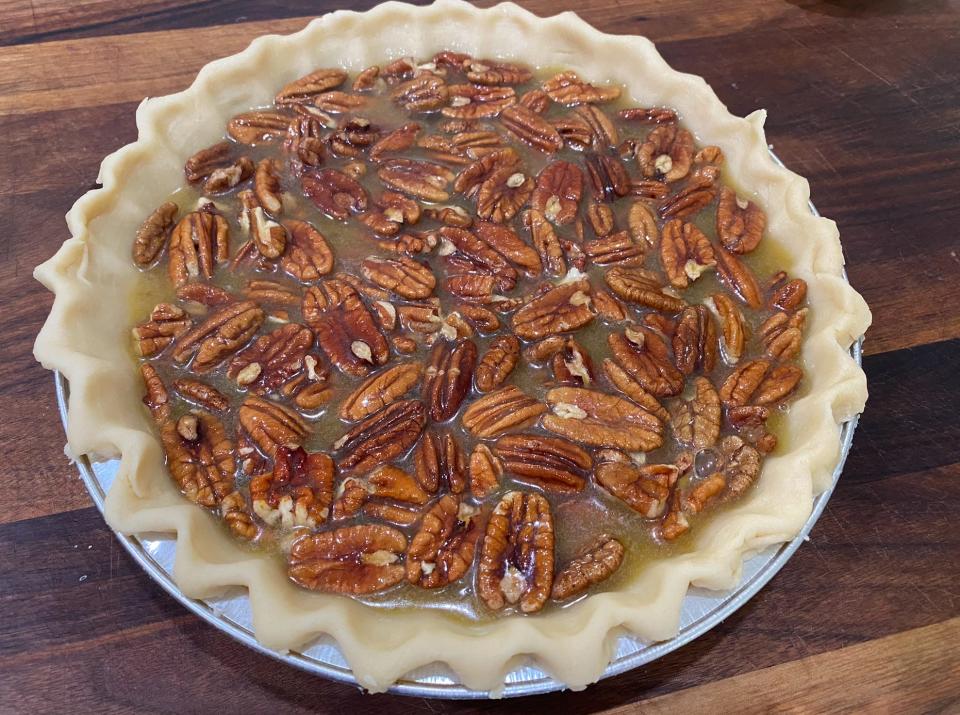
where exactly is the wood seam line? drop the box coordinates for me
[604,617,960,713]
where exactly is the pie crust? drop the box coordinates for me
[33,0,871,694]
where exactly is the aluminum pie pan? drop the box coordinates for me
[55,158,863,697]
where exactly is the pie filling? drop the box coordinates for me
[130,53,808,618]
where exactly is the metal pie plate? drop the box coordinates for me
[56,173,863,698]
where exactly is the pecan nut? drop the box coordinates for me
[440,226,518,290]
[584,230,645,267]
[607,326,685,397]
[494,433,592,493]
[133,303,192,357]
[227,323,313,394]
[413,429,467,494]
[719,360,803,407]
[157,409,236,508]
[636,124,693,182]
[171,301,264,372]
[250,446,334,528]
[339,362,423,421]
[530,161,583,225]
[477,491,554,613]
[595,459,679,518]
[301,168,369,220]
[469,443,503,499]
[422,339,478,421]
[705,293,746,364]
[511,280,594,341]
[391,74,448,112]
[475,335,521,393]
[585,152,630,202]
[600,358,669,422]
[462,386,546,439]
[406,494,483,588]
[717,187,765,253]
[361,256,436,299]
[172,378,229,412]
[759,309,807,361]
[303,280,389,377]
[769,276,808,312]
[551,535,625,601]
[465,59,532,86]
[443,84,516,119]
[522,209,566,276]
[672,305,718,375]
[227,110,291,145]
[604,266,687,314]
[658,174,717,220]
[473,221,542,276]
[477,166,535,223]
[288,524,407,595]
[334,399,427,474]
[714,244,763,308]
[543,387,664,452]
[660,220,716,288]
[132,202,178,267]
[168,204,230,286]
[238,395,308,458]
[275,68,348,105]
[500,104,563,153]
[627,200,659,246]
[542,71,621,105]
[280,219,334,282]
[378,158,454,202]
[669,377,721,451]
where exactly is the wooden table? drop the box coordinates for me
[2,1,958,711]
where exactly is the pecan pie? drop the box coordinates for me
[35,0,870,694]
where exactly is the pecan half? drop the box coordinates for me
[284,116,325,171]
[301,168,369,220]
[600,358,669,422]
[714,245,763,308]
[201,156,254,194]
[391,74,448,112]
[672,305,718,375]
[584,230,645,267]
[530,161,583,226]
[443,84,516,118]
[172,378,229,412]
[585,152,630,201]
[477,491,554,613]
[289,524,407,595]
[171,301,264,372]
[637,125,693,182]
[669,377,721,451]
[519,88,550,113]
[470,443,503,499]
[604,266,687,314]
[542,71,621,105]
[462,386,546,439]
[475,335,521,393]
[133,303,192,357]
[549,337,595,387]
[366,465,431,505]
[250,446,334,528]
[132,202,178,267]
[759,309,807,360]
[275,68,348,105]
[543,387,664,452]
[495,434,592,493]
[279,219,333,282]
[769,277,808,312]
[328,117,381,157]
[157,409,236,508]
[476,166,535,223]
[551,535,624,601]
[361,256,436,299]
[239,192,286,259]
[705,293,746,364]
[454,148,520,197]
[422,339,478,421]
[168,205,229,286]
[253,158,283,214]
[608,326,684,397]
[378,158,454,202]
[595,460,679,518]
[184,142,232,183]
[619,106,678,124]
[238,395,308,458]
[303,279,389,377]
[500,104,563,153]
[660,220,716,288]
[313,90,366,113]
[473,220,542,276]
[413,429,467,494]
[339,362,423,421]
[627,201,659,247]
[465,59,531,86]
[227,323,313,393]
[334,399,427,474]
[406,494,482,588]
[720,360,803,407]
[227,110,291,145]
[511,280,594,340]
[586,202,615,237]
[658,174,717,220]
[522,209,566,276]
[717,187,765,253]
[715,434,762,498]
[592,289,629,323]
[459,304,501,332]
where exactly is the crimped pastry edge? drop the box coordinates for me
[33,0,871,694]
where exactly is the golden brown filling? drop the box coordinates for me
[131,52,808,616]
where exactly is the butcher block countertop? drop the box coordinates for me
[1,1,958,712]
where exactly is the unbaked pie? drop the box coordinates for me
[34,0,870,693]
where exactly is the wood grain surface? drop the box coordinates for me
[2,1,958,712]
